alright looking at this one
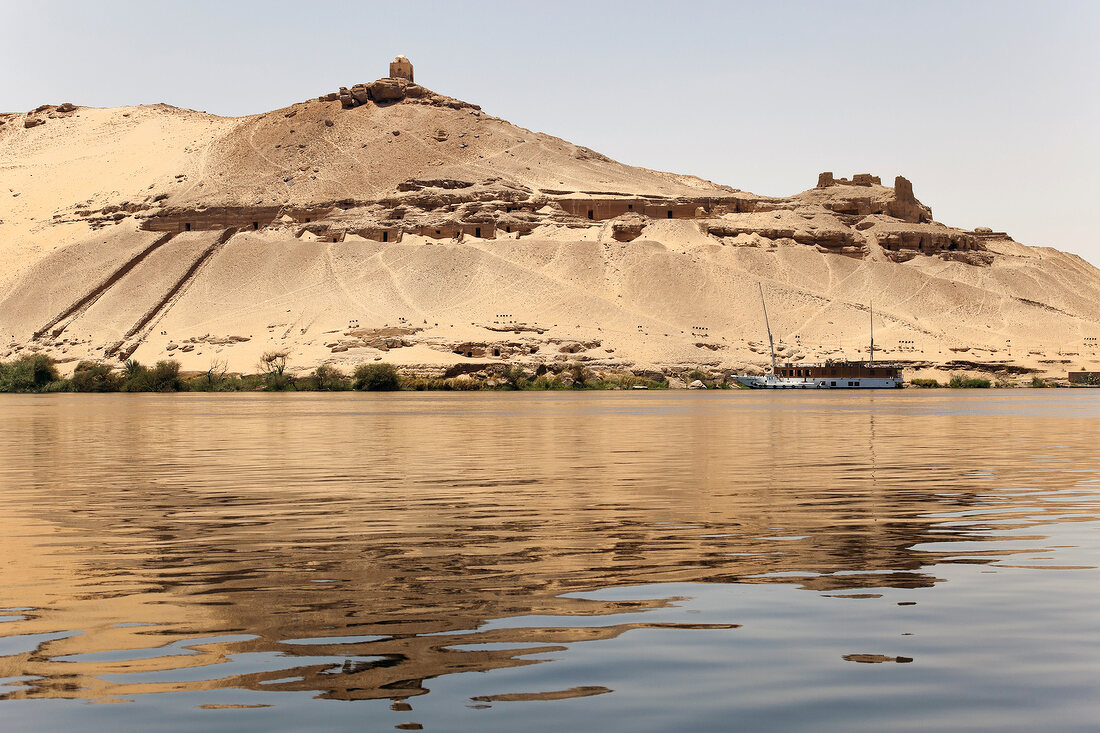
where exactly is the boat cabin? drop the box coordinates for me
[775,361,901,380]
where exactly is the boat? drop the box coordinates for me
[734,284,903,389]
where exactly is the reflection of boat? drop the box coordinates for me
[735,284,902,389]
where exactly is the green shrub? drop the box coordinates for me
[497,364,529,390]
[122,360,184,392]
[258,351,293,390]
[307,364,349,391]
[353,362,400,391]
[569,362,588,388]
[1030,376,1050,388]
[948,374,991,389]
[685,368,707,383]
[443,376,483,391]
[910,378,941,388]
[0,354,62,392]
[194,359,229,391]
[121,360,149,392]
[70,361,121,392]
[149,360,184,392]
[530,374,568,390]
[223,374,266,392]
[582,373,668,390]
[41,379,71,393]
[401,376,449,391]
[0,354,61,392]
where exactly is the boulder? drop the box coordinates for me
[350,84,370,105]
[369,78,407,103]
[24,117,43,128]
[688,379,707,390]
[56,102,76,113]
[611,213,646,242]
[319,92,339,102]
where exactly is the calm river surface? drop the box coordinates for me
[1,391,1099,732]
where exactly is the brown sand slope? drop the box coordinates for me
[2,75,1099,382]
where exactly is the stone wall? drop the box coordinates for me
[816,172,881,188]
[885,176,929,223]
[389,56,414,82]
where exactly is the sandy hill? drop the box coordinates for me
[2,61,1099,383]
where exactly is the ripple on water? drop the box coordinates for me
[0,392,1098,732]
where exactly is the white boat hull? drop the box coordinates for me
[735,375,902,390]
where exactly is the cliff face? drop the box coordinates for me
[2,80,1099,381]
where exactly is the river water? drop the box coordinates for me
[1,392,1098,732]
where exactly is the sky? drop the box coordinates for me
[2,0,1098,264]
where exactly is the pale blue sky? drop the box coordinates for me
[2,1,1098,263]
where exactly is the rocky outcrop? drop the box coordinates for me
[873,223,990,264]
[706,223,860,248]
[326,75,481,112]
[808,172,932,224]
[611,213,646,242]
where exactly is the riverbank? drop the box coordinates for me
[0,355,672,393]
[1,355,1089,394]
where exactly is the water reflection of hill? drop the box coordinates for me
[0,392,1095,702]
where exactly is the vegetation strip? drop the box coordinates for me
[0,355,1081,394]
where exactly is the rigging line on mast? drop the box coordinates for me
[759,282,777,374]
[870,298,874,365]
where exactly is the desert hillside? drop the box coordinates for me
[2,59,1099,383]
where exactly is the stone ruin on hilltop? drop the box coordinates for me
[316,55,479,111]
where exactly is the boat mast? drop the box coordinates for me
[869,299,875,365]
[758,283,778,374]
